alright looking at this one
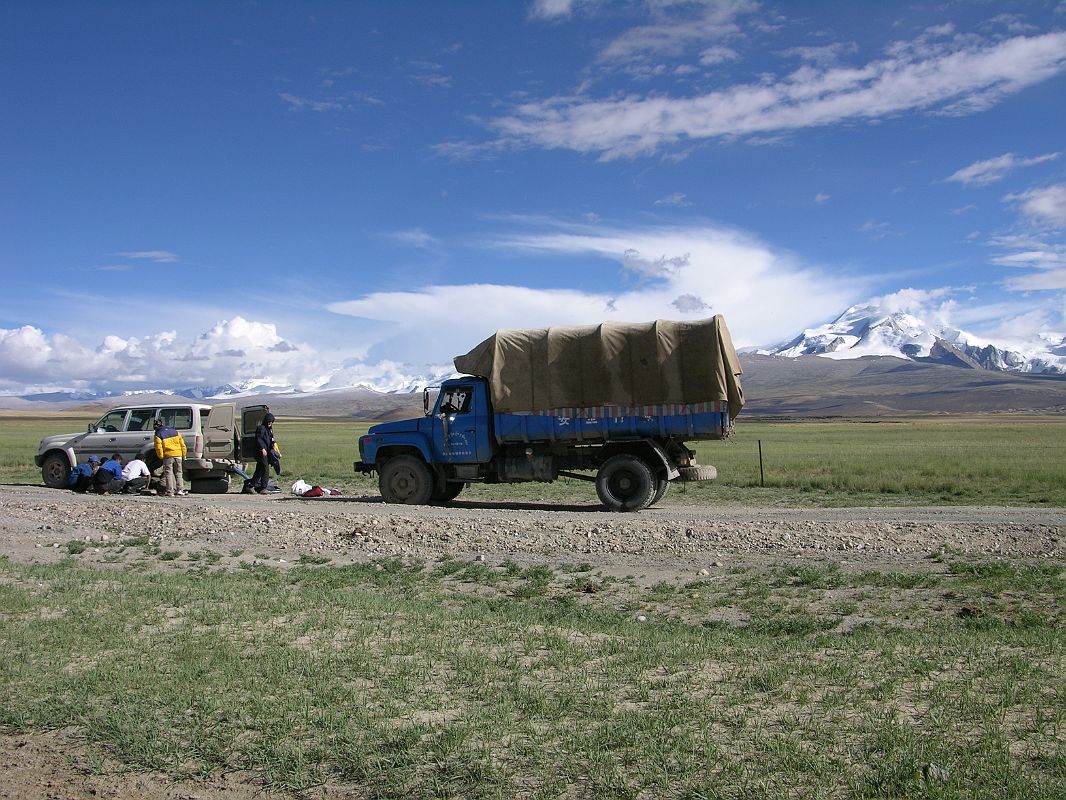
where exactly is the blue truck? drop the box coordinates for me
[355,316,744,511]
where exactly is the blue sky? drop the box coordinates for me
[3,0,1066,393]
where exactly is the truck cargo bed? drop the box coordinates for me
[492,401,731,444]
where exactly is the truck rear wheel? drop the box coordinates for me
[649,477,670,507]
[42,453,71,489]
[596,455,656,512]
[379,455,434,505]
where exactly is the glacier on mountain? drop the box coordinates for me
[767,302,1066,374]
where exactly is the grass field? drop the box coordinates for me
[4,413,1065,506]
[0,552,1062,798]
[3,413,1064,797]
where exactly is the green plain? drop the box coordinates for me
[4,413,1065,506]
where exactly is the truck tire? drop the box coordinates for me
[379,455,434,505]
[190,477,230,494]
[596,454,656,512]
[432,481,464,503]
[42,453,71,489]
[649,478,670,507]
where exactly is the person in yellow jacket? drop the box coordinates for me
[153,418,187,497]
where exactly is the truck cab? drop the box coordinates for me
[356,377,495,504]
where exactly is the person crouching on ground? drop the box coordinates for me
[121,455,151,493]
[94,453,125,495]
[67,454,100,492]
[153,419,187,497]
[246,412,278,494]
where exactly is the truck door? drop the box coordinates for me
[432,383,489,463]
[203,403,237,461]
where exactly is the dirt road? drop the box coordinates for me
[2,484,1062,580]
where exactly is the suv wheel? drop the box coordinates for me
[42,453,72,488]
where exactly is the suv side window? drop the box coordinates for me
[96,409,128,433]
[160,407,194,430]
[126,408,158,432]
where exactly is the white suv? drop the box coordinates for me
[36,402,269,494]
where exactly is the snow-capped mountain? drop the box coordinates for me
[15,368,459,405]
[766,302,1066,375]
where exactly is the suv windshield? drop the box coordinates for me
[95,409,127,432]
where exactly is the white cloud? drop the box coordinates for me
[877,287,958,324]
[989,229,1066,291]
[529,0,577,21]
[859,220,891,238]
[814,192,830,204]
[0,317,336,394]
[945,152,1059,186]
[1005,184,1066,228]
[654,192,690,207]
[278,92,350,112]
[782,42,858,66]
[1006,268,1066,291]
[597,1,758,63]
[483,32,1066,159]
[328,220,868,353]
[700,45,740,65]
[386,228,439,248]
[116,250,179,263]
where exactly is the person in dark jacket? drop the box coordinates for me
[94,453,125,495]
[67,455,100,492]
[246,412,280,494]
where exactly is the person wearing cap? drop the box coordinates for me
[245,412,279,494]
[67,455,100,492]
[153,418,187,497]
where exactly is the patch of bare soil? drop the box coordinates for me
[0,730,292,800]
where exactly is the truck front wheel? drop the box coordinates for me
[596,455,656,512]
[432,481,464,504]
[379,455,434,505]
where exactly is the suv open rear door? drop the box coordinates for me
[241,406,271,459]
[203,402,237,461]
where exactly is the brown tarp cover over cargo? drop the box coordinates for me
[453,316,744,419]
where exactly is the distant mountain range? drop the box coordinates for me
[765,301,1066,375]
[3,299,1066,418]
